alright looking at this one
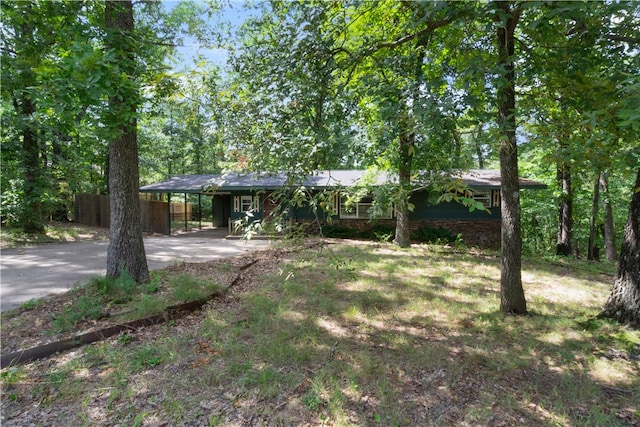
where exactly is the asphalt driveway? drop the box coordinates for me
[0,229,271,312]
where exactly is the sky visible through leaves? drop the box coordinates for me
[166,0,257,69]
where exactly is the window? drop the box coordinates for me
[240,195,259,212]
[233,195,260,214]
[339,195,392,219]
[471,190,492,208]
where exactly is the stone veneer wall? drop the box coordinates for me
[409,219,501,249]
[299,218,501,249]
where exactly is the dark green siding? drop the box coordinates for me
[293,204,331,221]
[409,191,499,220]
[229,191,264,221]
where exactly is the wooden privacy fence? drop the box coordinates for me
[74,194,169,234]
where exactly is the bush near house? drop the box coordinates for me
[359,224,396,242]
[411,225,456,243]
[321,224,359,239]
[323,224,458,244]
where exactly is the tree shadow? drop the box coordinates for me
[18,241,635,426]
[252,243,640,426]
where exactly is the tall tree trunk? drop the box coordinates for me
[105,0,149,283]
[600,171,618,262]
[588,173,600,261]
[556,156,572,256]
[495,1,526,315]
[395,112,413,248]
[20,94,45,234]
[451,126,462,167]
[311,84,328,170]
[14,11,45,234]
[602,168,640,328]
[394,43,425,248]
[474,125,485,169]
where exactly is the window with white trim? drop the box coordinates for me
[339,195,392,219]
[240,195,258,212]
[471,190,492,208]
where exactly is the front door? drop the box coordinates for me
[212,194,231,227]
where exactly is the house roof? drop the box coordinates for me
[139,169,547,194]
[449,169,546,189]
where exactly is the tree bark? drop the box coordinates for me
[394,42,424,248]
[14,9,45,234]
[602,168,640,328]
[394,112,413,248]
[600,171,618,262]
[495,1,526,315]
[587,173,600,261]
[474,125,485,170]
[20,93,45,234]
[105,0,149,283]
[556,157,572,256]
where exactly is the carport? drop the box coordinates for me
[139,174,224,235]
[140,172,298,235]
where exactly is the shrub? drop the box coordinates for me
[359,224,396,242]
[411,226,456,244]
[321,224,358,239]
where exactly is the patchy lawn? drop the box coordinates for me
[1,240,638,426]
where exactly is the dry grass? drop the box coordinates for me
[1,240,638,426]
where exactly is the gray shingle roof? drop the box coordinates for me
[139,169,546,193]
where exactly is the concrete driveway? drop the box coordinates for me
[0,229,271,312]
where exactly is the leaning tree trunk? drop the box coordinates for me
[602,168,640,328]
[588,173,600,261]
[496,1,526,315]
[105,0,149,283]
[600,171,617,262]
[556,156,572,256]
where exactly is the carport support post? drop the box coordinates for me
[166,193,172,235]
[184,193,188,232]
[198,193,202,230]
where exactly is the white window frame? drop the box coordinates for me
[471,190,492,208]
[240,195,257,212]
[339,195,392,219]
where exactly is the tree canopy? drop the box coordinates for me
[1,0,638,321]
